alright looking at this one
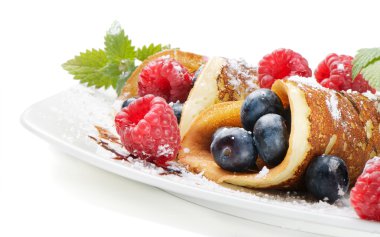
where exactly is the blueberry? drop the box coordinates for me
[253,113,289,167]
[241,89,284,132]
[212,127,229,141]
[211,127,257,172]
[121,97,137,109]
[305,155,349,203]
[170,102,183,123]
[192,64,204,84]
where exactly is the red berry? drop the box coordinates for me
[350,157,380,221]
[258,48,312,88]
[314,54,375,93]
[138,58,193,103]
[115,94,180,167]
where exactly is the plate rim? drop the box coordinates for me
[20,91,380,235]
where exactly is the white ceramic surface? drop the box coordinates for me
[21,86,380,237]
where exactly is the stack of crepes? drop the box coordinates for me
[178,79,380,189]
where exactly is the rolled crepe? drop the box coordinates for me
[178,79,380,189]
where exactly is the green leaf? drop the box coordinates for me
[100,62,121,89]
[63,22,170,91]
[352,48,380,79]
[62,49,120,89]
[136,43,170,61]
[361,60,380,91]
[104,21,135,62]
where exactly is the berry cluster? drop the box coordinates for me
[115,57,198,167]
[315,54,375,93]
[212,88,350,204]
[257,49,375,93]
[113,48,378,222]
[211,89,289,172]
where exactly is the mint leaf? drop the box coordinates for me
[361,60,380,90]
[136,43,170,61]
[100,62,121,88]
[104,22,135,62]
[62,49,119,89]
[352,48,380,79]
[63,22,169,91]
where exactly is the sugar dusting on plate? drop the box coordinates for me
[54,85,356,218]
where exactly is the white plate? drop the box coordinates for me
[21,85,380,237]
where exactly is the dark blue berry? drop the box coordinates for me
[253,113,289,167]
[212,127,229,141]
[211,127,257,172]
[305,155,349,203]
[170,102,183,123]
[241,89,284,132]
[192,64,204,84]
[122,97,137,109]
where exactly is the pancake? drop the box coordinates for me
[178,79,379,189]
[180,57,258,139]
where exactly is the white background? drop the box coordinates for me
[1,0,379,236]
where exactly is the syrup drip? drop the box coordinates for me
[94,125,121,145]
[89,126,182,176]
[88,135,127,160]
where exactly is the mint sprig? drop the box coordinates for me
[352,48,380,90]
[360,61,380,90]
[136,43,170,61]
[104,23,135,62]
[62,21,169,95]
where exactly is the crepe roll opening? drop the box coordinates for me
[179,80,313,189]
[245,80,312,187]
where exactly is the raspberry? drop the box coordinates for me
[258,48,312,88]
[138,58,193,103]
[115,94,180,167]
[350,157,380,221]
[314,54,375,93]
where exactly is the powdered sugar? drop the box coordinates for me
[364,156,380,172]
[256,166,269,178]
[112,99,124,113]
[157,144,174,157]
[362,91,378,101]
[51,86,356,219]
[47,85,116,145]
[326,92,341,120]
[337,185,346,197]
[245,78,258,91]
[228,77,241,89]
[173,65,182,72]
[183,148,190,153]
[225,58,258,91]
[288,76,325,90]
[112,156,354,216]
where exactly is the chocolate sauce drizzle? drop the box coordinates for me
[89,126,182,176]
[88,135,127,160]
